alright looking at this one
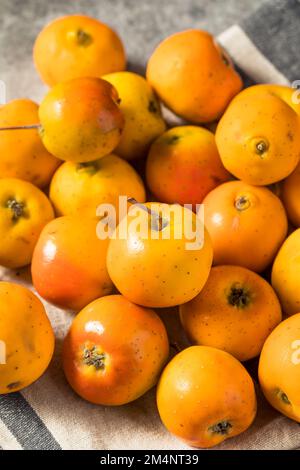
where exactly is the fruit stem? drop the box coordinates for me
[0,124,41,131]
[277,389,290,405]
[127,197,167,232]
[76,29,93,46]
[83,346,105,371]
[227,285,251,308]
[235,195,250,211]
[76,161,100,175]
[256,140,268,155]
[6,199,26,221]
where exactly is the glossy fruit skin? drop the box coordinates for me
[0,178,54,268]
[146,29,242,123]
[157,346,256,448]
[281,163,300,227]
[0,99,60,187]
[39,77,124,163]
[107,202,213,308]
[31,216,113,311]
[62,295,169,405]
[146,126,231,207]
[216,85,300,185]
[33,14,126,87]
[103,72,166,160]
[49,153,146,218]
[0,282,54,394]
[203,181,288,273]
[272,229,300,316]
[180,265,282,361]
[259,313,300,422]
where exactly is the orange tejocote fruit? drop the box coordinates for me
[180,265,282,361]
[107,202,213,308]
[259,313,300,422]
[33,14,126,87]
[203,181,288,273]
[103,72,166,161]
[146,126,231,207]
[49,154,146,218]
[0,282,54,394]
[62,295,169,405]
[157,346,257,448]
[216,84,300,185]
[146,29,242,123]
[0,99,60,187]
[0,178,54,268]
[38,77,124,163]
[31,216,113,311]
[272,228,300,317]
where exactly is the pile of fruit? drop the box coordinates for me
[1,14,300,449]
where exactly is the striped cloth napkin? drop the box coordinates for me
[1,0,300,451]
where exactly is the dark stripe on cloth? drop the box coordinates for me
[0,393,61,450]
[242,0,300,82]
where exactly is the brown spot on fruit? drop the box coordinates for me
[166,135,180,145]
[7,381,21,390]
[76,29,93,47]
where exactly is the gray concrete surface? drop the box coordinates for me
[0,0,262,102]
